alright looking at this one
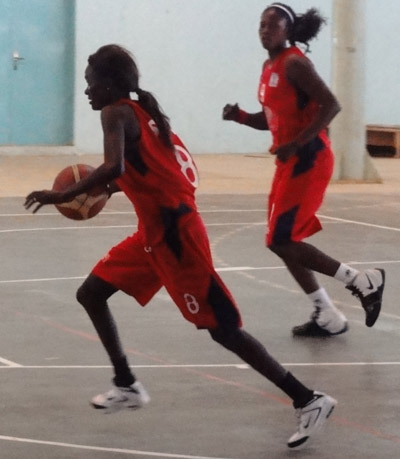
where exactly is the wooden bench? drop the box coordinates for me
[366,124,400,157]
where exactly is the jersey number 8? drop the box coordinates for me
[174,145,199,188]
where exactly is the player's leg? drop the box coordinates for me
[209,326,337,448]
[270,240,385,331]
[154,216,336,447]
[76,274,133,385]
[268,143,384,332]
[76,234,162,412]
[267,146,347,335]
[270,242,347,336]
[76,273,150,413]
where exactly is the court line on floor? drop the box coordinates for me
[1,260,399,284]
[0,223,264,233]
[1,362,400,369]
[0,276,86,284]
[318,214,400,232]
[219,261,400,270]
[0,357,22,367]
[1,214,399,233]
[0,225,137,233]
[0,209,266,217]
[2,207,400,219]
[0,364,249,369]
[4,262,400,280]
[0,435,233,459]
[2,264,400,321]
[4,317,400,448]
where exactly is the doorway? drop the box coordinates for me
[0,0,74,145]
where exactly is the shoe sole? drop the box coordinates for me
[292,322,349,338]
[365,269,385,328]
[328,322,349,336]
[91,401,143,414]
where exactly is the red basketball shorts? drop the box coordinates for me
[92,214,242,330]
[266,137,334,246]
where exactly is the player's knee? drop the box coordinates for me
[208,326,239,350]
[76,282,93,308]
[77,275,117,310]
[268,243,284,257]
[268,242,293,259]
[76,278,101,308]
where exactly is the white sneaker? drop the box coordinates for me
[91,381,150,414]
[288,391,337,448]
[346,268,385,327]
[313,303,348,335]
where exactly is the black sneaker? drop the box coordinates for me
[292,319,348,337]
[346,268,385,327]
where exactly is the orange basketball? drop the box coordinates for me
[52,164,108,220]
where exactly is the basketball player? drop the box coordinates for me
[25,44,336,448]
[223,3,385,337]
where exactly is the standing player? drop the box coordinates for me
[223,3,385,337]
[25,44,336,448]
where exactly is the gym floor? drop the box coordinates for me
[0,153,399,458]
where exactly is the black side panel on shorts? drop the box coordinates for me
[207,276,240,328]
[272,205,300,245]
[124,144,148,176]
[161,203,192,259]
[292,136,324,178]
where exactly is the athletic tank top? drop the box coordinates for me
[258,46,327,151]
[114,99,199,244]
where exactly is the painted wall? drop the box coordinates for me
[365,0,400,125]
[74,0,399,154]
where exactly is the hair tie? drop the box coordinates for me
[269,3,295,24]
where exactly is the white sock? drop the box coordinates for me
[308,287,347,330]
[334,264,359,285]
[308,287,335,310]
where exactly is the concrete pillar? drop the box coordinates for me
[330,0,380,182]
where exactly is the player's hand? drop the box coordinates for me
[274,142,299,163]
[222,103,240,121]
[24,190,68,213]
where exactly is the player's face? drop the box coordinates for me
[259,8,288,51]
[84,65,113,110]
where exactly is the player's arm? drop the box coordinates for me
[57,105,127,200]
[107,181,122,196]
[285,55,340,146]
[273,56,340,163]
[25,105,132,212]
[222,103,269,130]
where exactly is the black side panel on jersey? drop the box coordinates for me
[271,205,300,245]
[124,143,148,176]
[161,203,192,259]
[292,136,324,177]
[207,276,241,329]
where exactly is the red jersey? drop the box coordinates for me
[114,99,199,245]
[258,46,328,151]
[93,98,241,329]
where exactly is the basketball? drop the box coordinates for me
[52,164,108,220]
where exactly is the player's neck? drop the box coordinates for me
[268,45,288,62]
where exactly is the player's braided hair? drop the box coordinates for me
[266,3,326,51]
[88,44,173,148]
